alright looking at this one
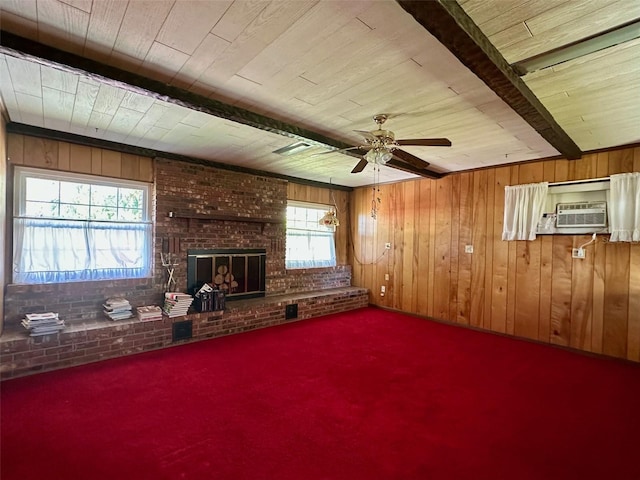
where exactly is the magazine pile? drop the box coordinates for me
[103,297,133,321]
[136,305,163,322]
[21,312,65,336]
[162,292,194,318]
[194,283,225,312]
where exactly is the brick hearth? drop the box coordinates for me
[1,287,368,380]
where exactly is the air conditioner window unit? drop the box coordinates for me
[536,178,610,235]
[556,201,607,228]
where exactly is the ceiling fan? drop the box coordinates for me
[347,114,451,178]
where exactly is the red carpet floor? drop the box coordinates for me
[2,307,639,480]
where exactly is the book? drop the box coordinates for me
[104,297,133,320]
[162,292,194,318]
[104,297,131,308]
[195,283,214,298]
[25,312,59,321]
[136,305,163,322]
[104,311,134,321]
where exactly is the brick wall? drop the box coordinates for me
[4,278,160,325]
[154,157,288,294]
[283,266,353,293]
[4,154,352,329]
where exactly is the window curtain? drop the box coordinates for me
[609,172,640,242]
[502,182,549,241]
[285,229,336,269]
[13,218,152,283]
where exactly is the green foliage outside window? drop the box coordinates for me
[24,178,144,221]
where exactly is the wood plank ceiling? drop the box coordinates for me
[0,0,637,188]
[460,0,640,152]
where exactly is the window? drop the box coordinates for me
[13,167,152,284]
[286,202,337,269]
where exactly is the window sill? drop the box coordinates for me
[285,265,339,272]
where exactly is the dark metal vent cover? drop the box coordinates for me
[285,303,298,320]
[172,320,193,342]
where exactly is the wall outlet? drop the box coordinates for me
[385,242,392,250]
[380,285,386,293]
[465,245,473,254]
[572,248,586,259]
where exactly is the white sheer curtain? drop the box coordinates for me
[609,172,640,242]
[285,229,336,269]
[502,182,549,241]
[13,218,152,283]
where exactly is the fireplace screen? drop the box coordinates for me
[187,249,266,300]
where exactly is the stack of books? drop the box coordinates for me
[136,305,163,322]
[21,312,65,336]
[163,292,194,318]
[103,297,133,321]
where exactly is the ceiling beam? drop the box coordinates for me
[0,30,359,158]
[396,0,582,160]
[387,158,444,179]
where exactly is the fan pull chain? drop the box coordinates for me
[371,187,377,220]
[371,165,381,219]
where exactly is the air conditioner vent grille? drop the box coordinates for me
[556,202,607,228]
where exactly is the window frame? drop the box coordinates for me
[12,166,153,284]
[285,200,337,270]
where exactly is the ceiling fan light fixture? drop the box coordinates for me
[350,114,451,175]
[365,148,393,165]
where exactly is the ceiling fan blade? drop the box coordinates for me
[392,149,431,170]
[354,130,377,142]
[313,146,361,156]
[396,138,452,147]
[386,159,443,179]
[351,158,368,174]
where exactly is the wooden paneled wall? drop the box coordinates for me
[6,134,153,182]
[351,147,640,361]
[287,182,350,266]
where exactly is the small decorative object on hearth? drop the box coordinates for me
[161,252,180,292]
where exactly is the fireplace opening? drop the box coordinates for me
[187,249,266,300]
